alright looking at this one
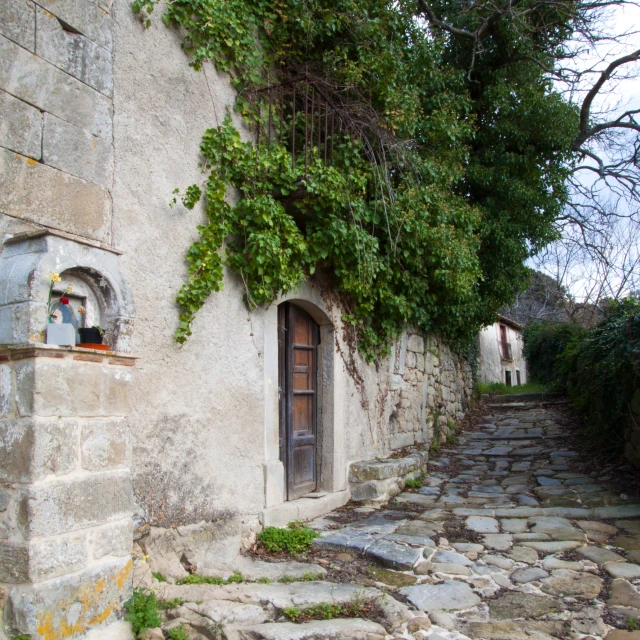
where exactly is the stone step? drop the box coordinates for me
[465,433,567,440]
[484,392,565,403]
[230,618,388,639]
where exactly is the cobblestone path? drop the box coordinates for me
[151,396,640,639]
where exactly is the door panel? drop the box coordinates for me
[278,303,318,500]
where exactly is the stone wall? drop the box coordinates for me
[0,344,135,640]
[388,333,474,451]
[0,0,113,243]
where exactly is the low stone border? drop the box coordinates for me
[349,450,428,503]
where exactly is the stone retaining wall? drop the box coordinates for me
[349,332,474,504]
[388,333,474,451]
[349,451,428,503]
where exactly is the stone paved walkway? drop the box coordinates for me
[151,396,640,639]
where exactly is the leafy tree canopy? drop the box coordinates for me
[135,0,580,361]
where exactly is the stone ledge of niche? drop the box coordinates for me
[260,490,350,528]
[0,343,139,363]
[3,228,123,255]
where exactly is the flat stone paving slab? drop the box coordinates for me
[489,591,564,619]
[364,539,422,570]
[399,580,481,612]
[236,619,388,639]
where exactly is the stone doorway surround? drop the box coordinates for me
[0,230,136,640]
[261,285,350,527]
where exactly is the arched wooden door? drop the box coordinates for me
[278,303,319,500]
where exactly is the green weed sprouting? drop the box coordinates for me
[404,476,422,489]
[176,571,243,585]
[166,625,190,640]
[257,522,320,555]
[158,597,185,610]
[124,588,162,636]
[282,595,382,623]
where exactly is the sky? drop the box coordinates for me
[531,2,640,303]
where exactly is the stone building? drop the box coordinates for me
[478,316,527,386]
[0,1,474,638]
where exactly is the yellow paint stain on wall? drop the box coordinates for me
[33,562,132,640]
[58,617,85,638]
[36,612,57,640]
[88,604,114,627]
[114,560,133,589]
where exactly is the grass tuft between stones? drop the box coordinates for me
[176,571,244,585]
[282,595,383,623]
[404,476,423,489]
[166,625,190,640]
[257,521,320,555]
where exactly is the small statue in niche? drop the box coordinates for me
[45,271,76,346]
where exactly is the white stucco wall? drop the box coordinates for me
[111,0,268,528]
[0,0,474,539]
[478,321,527,385]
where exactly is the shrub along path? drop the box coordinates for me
[144,396,640,639]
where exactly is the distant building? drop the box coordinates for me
[479,316,527,386]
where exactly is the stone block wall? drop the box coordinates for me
[0,0,113,243]
[388,332,473,450]
[349,451,428,503]
[0,345,135,640]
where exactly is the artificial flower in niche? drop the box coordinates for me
[59,297,69,304]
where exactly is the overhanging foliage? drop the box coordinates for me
[135,0,579,360]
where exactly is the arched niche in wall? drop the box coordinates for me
[0,230,135,352]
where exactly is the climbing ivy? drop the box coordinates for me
[135,0,578,361]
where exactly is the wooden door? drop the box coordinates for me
[278,303,318,500]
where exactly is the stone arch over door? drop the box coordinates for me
[262,285,348,522]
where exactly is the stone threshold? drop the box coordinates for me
[261,490,350,528]
[0,342,139,364]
